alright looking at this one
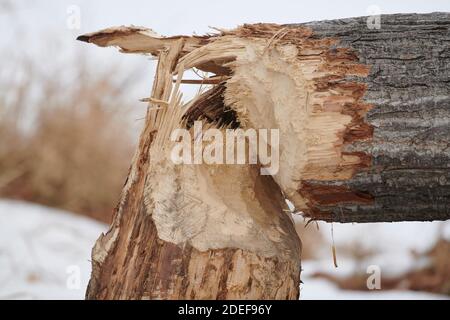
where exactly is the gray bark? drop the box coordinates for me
[290,13,450,222]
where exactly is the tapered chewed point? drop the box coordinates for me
[75,35,90,43]
[76,25,208,55]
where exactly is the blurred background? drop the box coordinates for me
[0,0,449,299]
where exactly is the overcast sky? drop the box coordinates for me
[1,0,449,129]
[5,0,449,34]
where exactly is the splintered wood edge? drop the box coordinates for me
[77,26,210,55]
[78,24,374,222]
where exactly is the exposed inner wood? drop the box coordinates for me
[79,24,372,219]
[79,13,450,223]
[85,35,301,300]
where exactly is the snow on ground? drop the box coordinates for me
[300,269,448,300]
[0,200,107,299]
[297,216,450,300]
[298,217,450,276]
[0,200,448,299]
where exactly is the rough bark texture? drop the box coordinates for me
[79,13,450,300]
[294,13,450,222]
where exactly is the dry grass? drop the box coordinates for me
[0,58,139,222]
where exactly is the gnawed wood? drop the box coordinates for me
[79,12,450,301]
[87,163,301,299]
[76,26,208,55]
[85,34,301,300]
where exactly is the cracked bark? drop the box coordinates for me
[79,13,450,300]
[294,13,450,222]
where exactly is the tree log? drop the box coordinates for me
[78,13,450,300]
[293,13,450,222]
[84,39,301,299]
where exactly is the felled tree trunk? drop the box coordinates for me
[79,13,450,300]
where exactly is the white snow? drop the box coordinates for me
[0,200,107,299]
[312,219,450,275]
[297,218,450,300]
[300,272,448,300]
